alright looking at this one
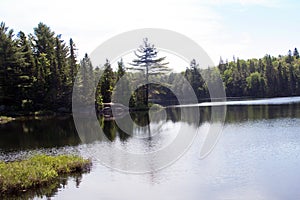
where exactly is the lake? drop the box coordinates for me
[1,97,300,199]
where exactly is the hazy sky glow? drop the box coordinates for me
[1,0,300,66]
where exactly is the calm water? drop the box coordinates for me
[1,97,300,199]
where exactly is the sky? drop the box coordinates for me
[1,0,300,68]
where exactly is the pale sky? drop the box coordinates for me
[1,0,300,67]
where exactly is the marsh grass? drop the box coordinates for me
[0,116,15,124]
[0,154,91,194]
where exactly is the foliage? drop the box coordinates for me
[1,21,300,114]
[112,59,131,106]
[99,59,115,103]
[0,22,79,114]
[128,38,170,107]
[0,154,91,194]
[217,54,300,98]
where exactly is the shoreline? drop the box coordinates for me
[0,154,91,195]
[1,95,300,120]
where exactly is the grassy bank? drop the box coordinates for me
[0,116,15,125]
[0,154,91,194]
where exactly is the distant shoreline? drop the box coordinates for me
[1,96,300,120]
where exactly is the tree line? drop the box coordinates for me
[1,22,300,115]
[0,22,78,113]
[184,50,300,101]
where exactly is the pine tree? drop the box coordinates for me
[218,57,226,74]
[113,59,131,105]
[0,22,25,109]
[33,23,57,108]
[16,31,36,109]
[128,38,169,107]
[293,48,299,59]
[265,55,277,97]
[55,35,71,108]
[277,62,284,96]
[185,59,206,101]
[78,53,94,104]
[94,66,103,109]
[68,38,78,85]
[116,58,125,81]
[249,60,255,73]
[286,50,293,63]
[289,64,296,95]
[100,59,114,103]
[246,72,263,97]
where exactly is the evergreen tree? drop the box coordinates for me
[33,23,58,108]
[116,58,125,81]
[277,62,284,96]
[218,57,226,74]
[100,59,115,103]
[68,38,77,85]
[129,38,169,107]
[94,66,103,109]
[185,59,206,101]
[265,55,277,97]
[246,72,263,97]
[78,53,94,103]
[286,50,293,63]
[289,64,296,95]
[2,21,300,114]
[113,59,131,105]
[0,22,25,108]
[293,48,299,59]
[15,31,37,110]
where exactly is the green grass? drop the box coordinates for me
[0,116,15,124]
[0,154,91,194]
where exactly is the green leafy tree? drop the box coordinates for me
[246,72,264,97]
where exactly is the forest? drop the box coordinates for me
[1,22,300,115]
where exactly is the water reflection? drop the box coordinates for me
[226,104,300,123]
[1,100,300,199]
[0,172,87,200]
[0,116,81,151]
[1,103,300,152]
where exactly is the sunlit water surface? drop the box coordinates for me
[1,97,300,200]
